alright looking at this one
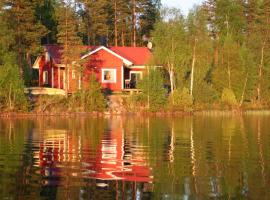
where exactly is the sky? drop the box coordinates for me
[161,0,205,15]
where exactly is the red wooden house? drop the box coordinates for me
[32,45,153,92]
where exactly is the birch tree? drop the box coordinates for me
[152,8,188,105]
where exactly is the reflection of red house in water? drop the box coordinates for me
[32,45,153,92]
[90,128,152,182]
[35,127,152,183]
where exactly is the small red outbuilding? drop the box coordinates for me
[33,45,153,93]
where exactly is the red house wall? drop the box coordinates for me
[83,49,124,91]
[38,56,52,87]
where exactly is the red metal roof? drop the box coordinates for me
[44,45,152,66]
[110,47,152,65]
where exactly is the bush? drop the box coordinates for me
[71,74,105,112]
[221,88,238,106]
[0,54,28,111]
[169,87,193,111]
[138,68,167,111]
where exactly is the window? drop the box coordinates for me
[130,71,142,88]
[102,69,116,83]
[72,70,76,79]
[43,71,48,84]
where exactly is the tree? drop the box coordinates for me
[56,0,83,95]
[246,0,270,103]
[0,54,28,111]
[2,0,47,76]
[186,7,215,103]
[81,74,105,111]
[36,0,58,44]
[83,0,109,45]
[152,8,188,105]
[138,68,167,111]
[108,0,130,46]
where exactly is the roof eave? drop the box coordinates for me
[81,46,133,66]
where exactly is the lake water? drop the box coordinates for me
[0,115,269,200]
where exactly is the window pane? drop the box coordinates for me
[102,69,116,82]
[104,71,112,81]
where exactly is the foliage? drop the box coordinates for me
[70,74,106,112]
[0,54,28,111]
[1,0,47,74]
[137,68,167,111]
[56,1,83,65]
[169,88,193,111]
[151,9,188,93]
[81,74,106,111]
[221,88,238,106]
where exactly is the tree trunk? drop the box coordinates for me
[114,0,118,46]
[65,6,68,96]
[190,39,197,97]
[16,4,23,79]
[257,42,265,102]
[214,43,219,67]
[227,49,231,89]
[169,65,175,105]
[132,0,136,47]
[9,84,12,111]
[240,72,248,106]
[121,27,125,46]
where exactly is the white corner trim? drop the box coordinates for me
[81,46,133,66]
[121,66,124,90]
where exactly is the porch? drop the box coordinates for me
[123,67,143,90]
[122,88,142,95]
[24,87,65,96]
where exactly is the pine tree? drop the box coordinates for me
[56,0,83,94]
[83,0,109,45]
[2,0,47,76]
[108,0,130,46]
[139,0,161,39]
[36,0,58,44]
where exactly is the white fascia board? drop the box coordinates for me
[128,65,146,69]
[81,46,133,66]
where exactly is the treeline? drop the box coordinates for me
[146,0,270,110]
[2,0,270,112]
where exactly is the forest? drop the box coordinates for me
[1,0,270,112]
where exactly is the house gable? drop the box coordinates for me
[83,48,125,91]
[81,46,133,66]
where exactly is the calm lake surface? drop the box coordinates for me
[0,115,269,200]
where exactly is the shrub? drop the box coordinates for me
[138,68,167,111]
[169,87,193,111]
[0,54,28,111]
[73,74,105,112]
[221,88,238,106]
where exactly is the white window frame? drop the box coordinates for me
[130,71,143,80]
[102,68,117,83]
[43,71,49,84]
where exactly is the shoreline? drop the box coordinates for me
[1,109,270,118]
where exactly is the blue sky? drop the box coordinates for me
[161,0,205,15]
